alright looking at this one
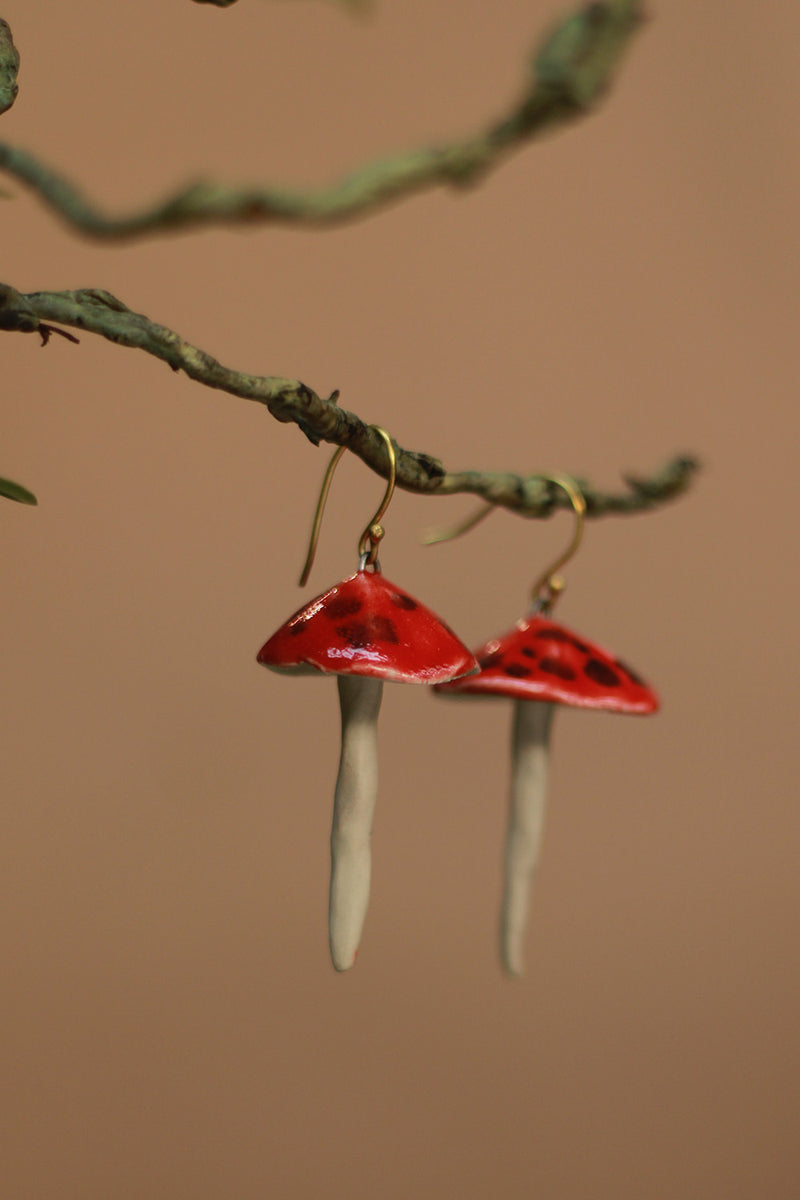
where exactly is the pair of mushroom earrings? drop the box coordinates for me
[258,428,659,974]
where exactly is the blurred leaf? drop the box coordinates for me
[0,475,37,504]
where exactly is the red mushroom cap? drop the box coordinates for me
[434,615,659,713]
[257,569,477,685]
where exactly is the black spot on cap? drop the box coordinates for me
[336,621,370,649]
[520,646,537,659]
[535,627,591,654]
[584,658,621,687]
[539,656,577,681]
[504,662,531,679]
[390,592,418,611]
[325,596,363,619]
[336,615,399,649]
[616,658,645,687]
[369,615,400,645]
[534,624,592,652]
[478,649,504,670]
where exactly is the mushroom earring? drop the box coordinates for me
[429,476,659,977]
[257,428,477,972]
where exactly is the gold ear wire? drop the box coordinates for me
[423,502,496,545]
[423,473,586,612]
[298,427,397,587]
[528,475,586,611]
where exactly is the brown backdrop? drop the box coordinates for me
[2,2,798,1197]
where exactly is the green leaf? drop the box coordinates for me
[0,475,37,504]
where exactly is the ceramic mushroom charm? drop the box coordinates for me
[258,430,476,971]
[430,476,659,976]
[435,611,658,975]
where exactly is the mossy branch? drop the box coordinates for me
[0,2,695,522]
[0,19,19,115]
[0,281,697,517]
[0,1,643,240]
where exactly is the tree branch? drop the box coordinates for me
[0,1,644,240]
[0,19,19,115]
[0,281,697,517]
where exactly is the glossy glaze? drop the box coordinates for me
[258,569,477,685]
[435,614,658,712]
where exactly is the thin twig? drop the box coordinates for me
[0,1,644,240]
[0,281,698,516]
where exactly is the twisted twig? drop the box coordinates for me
[0,281,698,516]
[0,1,643,240]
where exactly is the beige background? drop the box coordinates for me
[2,2,798,1197]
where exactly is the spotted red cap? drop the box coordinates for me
[434,615,659,713]
[258,569,477,685]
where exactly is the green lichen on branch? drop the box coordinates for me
[0,19,19,115]
[0,2,691,523]
[0,281,697,517]
[0,0,643,240]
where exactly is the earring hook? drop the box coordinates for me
[423,473,586,612]
[528,474,586,612]
[298,427,397,587]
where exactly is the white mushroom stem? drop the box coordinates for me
[501,699,556,977]
[329,673,383,972]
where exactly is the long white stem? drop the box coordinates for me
[500,700,556,977]
[329,674,383,972]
